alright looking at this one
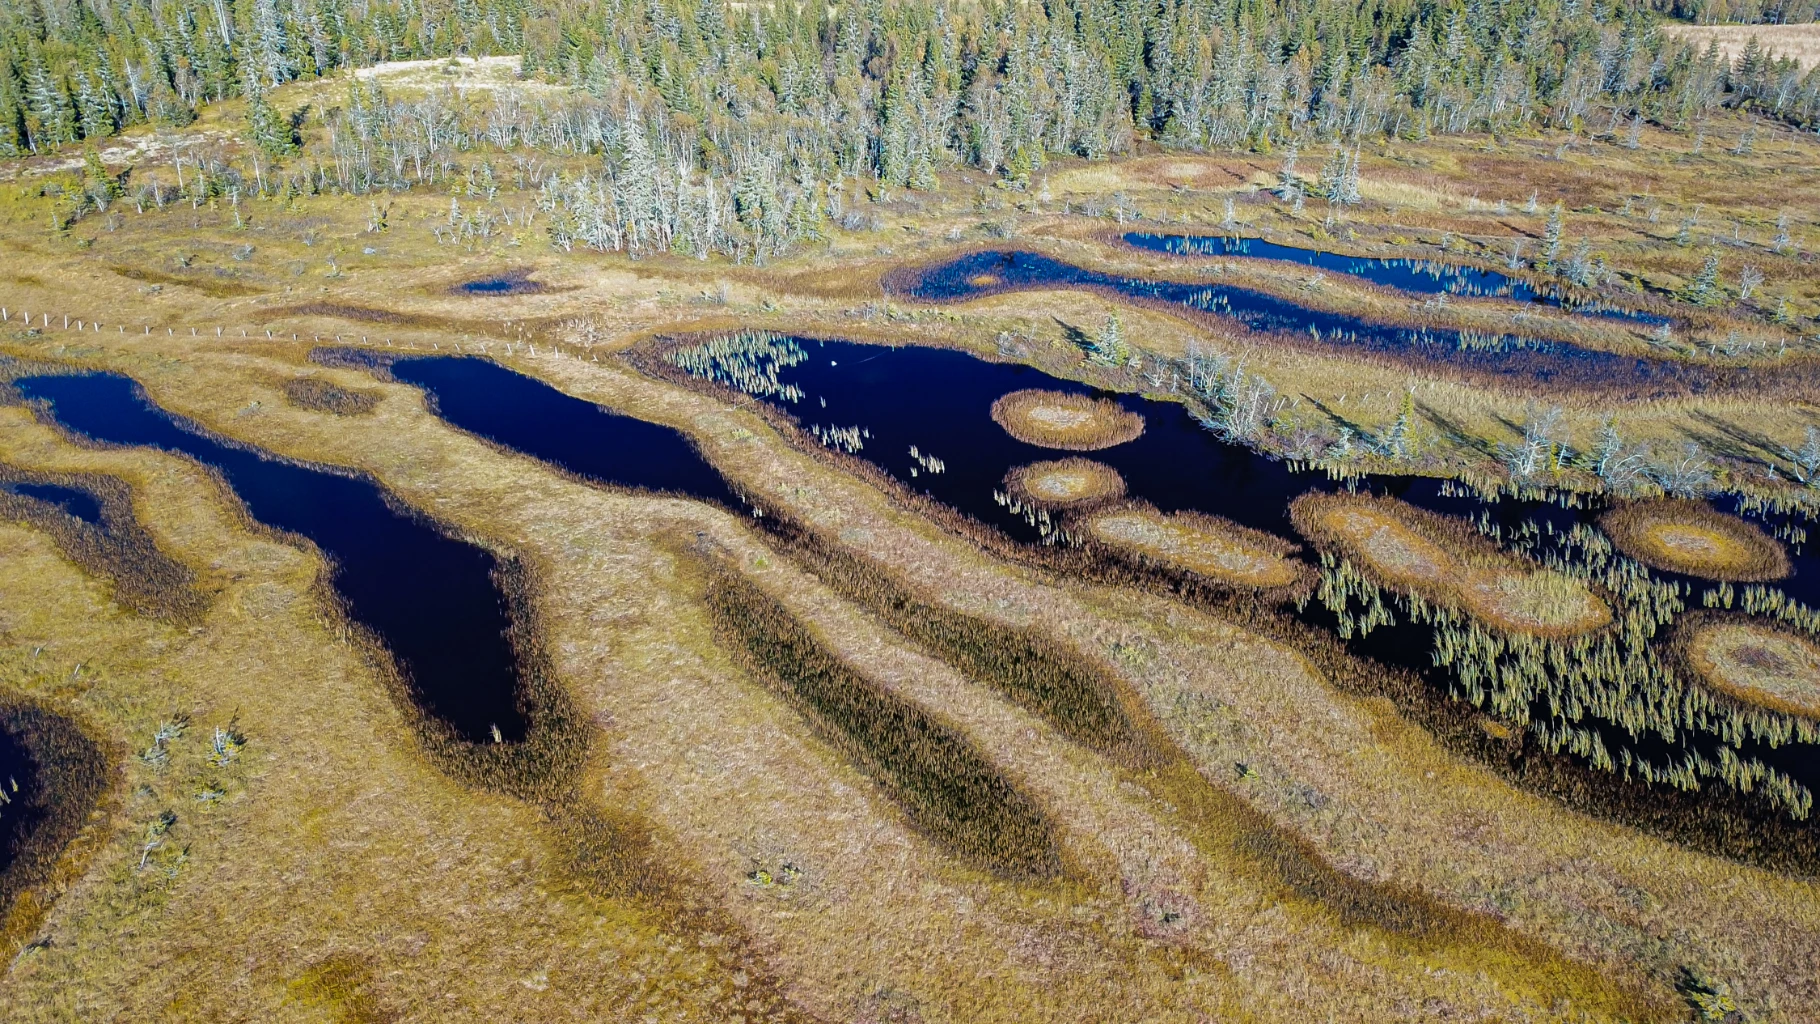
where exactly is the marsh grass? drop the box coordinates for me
[0,701,109,953]
[280,376,381,416]
[990,389,1146,451]
[1003,457,1127,508]
[1601,500,1791,583]
[700,560,1064,879]
[0,466,208,621]
[1679,614,1820,721]
[1293,492,1612,637]
[1079,503,1310,592]
[106,264,265,298]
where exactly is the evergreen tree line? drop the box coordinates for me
[7,0,1820,260]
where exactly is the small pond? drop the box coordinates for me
[1,481,103,525]
[17,373,528,744]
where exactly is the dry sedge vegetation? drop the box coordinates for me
[1004,457,1127,508]
[1684,617,1820,719]
[990,390,1146,451]
[1293,493,1613,638]
[1600,500,1792,582]
[1082,504,1309,592]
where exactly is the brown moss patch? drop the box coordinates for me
[1684,619,1820,719]
[1005,458,1126,508]
[1292,492,1611,637]
[0,701,109,947]
[1600,501,1790,583]
[990,389,1144,451]
[281,377,380,416]
[1082,504,1305,591]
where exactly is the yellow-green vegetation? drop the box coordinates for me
[1082,505,1307,592]
[1601,500,1792,582]
[990,389,1145,451]
[1292,492,1612,637]
[1004,457,1127,508]
[1685,618,1820,720]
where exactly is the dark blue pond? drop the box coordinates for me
[0,725,36,875]
[388,356,742,508]
[673,336,1820,808]
[1123,232,1670,326]
[456,273,541,296]
[2,482,103,524]
[16,373,527,743]
[892,251,1709,394]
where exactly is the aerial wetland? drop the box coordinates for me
[6,5,1820,1016]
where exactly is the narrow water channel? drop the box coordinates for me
[16,373,528,743]
[892,250,1717,394]
[1122,232,1670,325]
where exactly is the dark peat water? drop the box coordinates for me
[16,373,528,743]
[1123,232,1671,326]
[1,481,103,524]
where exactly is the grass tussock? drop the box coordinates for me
[0,700,109,950]
[1600,500,1790,583]
[1681,615,1820,720]
[1004,457,1126,508]
[1080,503,1308,591]
[280,376,381,416]
[990,389,1145,451]
[700,561,1063,879]
[0,466,208,621]
[1293,492,1611,638]
[285,954,394,1024]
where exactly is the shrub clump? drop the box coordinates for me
[1600,500,1790,583]
[990,389,1144,451]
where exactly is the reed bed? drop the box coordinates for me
[0,466,207,621]
[990,389,1145,451]
[0,700,108,948]
[1080,503,1307,591]
[1600,501,1791,583]
[701,561,1064,879]
[1003,457,1126,509]
[1307,501,1819,819]
[1681,616,1820,721]
[280,376,381,416]
[1293,492,1612,637]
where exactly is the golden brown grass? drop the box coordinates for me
[1292,492,1613,637]
[1601,500,1791,582]
[990,389,1145,450]
[1004,457,1127,508]
[1684,618,1820,719]
[1082,504,1307,591]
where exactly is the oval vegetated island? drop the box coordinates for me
[1684,620,1820,719]
[990,389,1144,451]
[1600,500,1790,582]
[1292,493,1612,637]
[1004,458,1126,508]
[1084,505,1304,590]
